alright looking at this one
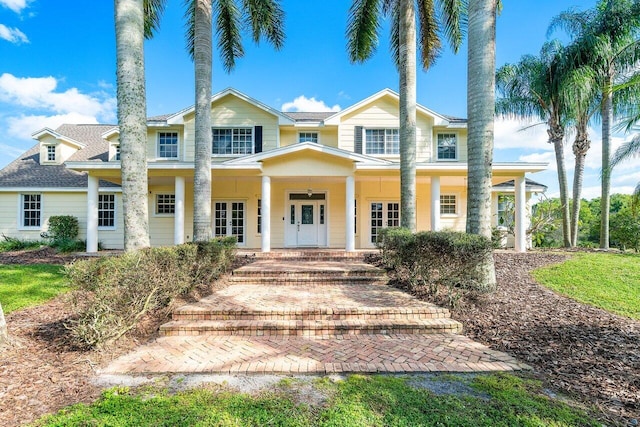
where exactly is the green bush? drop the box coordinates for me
[0,234,43,252]
[377,228,495,307]
[65,238,236,348]
[47,216,79,241]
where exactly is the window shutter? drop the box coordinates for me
[254,126,263,153]
[354,126,363,154]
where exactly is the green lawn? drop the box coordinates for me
[34,374,599,426]
[0,264,68,314]
[532,252,640,319]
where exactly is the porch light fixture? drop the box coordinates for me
[307,188,313,198]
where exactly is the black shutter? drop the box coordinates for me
[354,126,363,154]
[254,126,263,153]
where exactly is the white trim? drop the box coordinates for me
[435,133,458,161]
[363,127,400,157]
[17,193,43,231]
[211,126,255,157]
[153,193,176,217]
[31,128,86,148]
[156,130,180,160]
[297,131,320,144]
[283,189,329,248]
[97,193,117,231]
[212,199,247,246]
[439,193,459,217]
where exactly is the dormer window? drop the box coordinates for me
[299,132,318,143]
[365,129,399,155]
[114,144,121,161]
[158,132,179,159]
[437,133,458,160]
[46,145,56,162]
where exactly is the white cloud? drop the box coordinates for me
[7,113,100,139]
[281,95,341,112]
[0,0,29,13]
[519,151,556,168]
[494,117,549,151]
[0,24,28,43]
[0,73,115,119]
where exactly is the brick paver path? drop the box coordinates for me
[101,256,529,375]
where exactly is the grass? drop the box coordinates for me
[33,374,600,426]
[0,264,68,314]
[532,251,640,319]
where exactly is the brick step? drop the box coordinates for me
[232,269,385,278]
[159,318,463,337]
[236,250,376,261]
[172,306,451,321]
[228,276,388,286]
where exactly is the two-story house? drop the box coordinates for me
[0,88,546,252]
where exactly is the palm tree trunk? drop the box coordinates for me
[115,0,151,251]
[193,0,213,242]
[600,78,613,249]
[399,0,417,232]
[466,0,497,292]
[570,125,590,246]
[549,124,571,248]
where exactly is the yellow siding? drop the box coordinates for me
[262,152,354,177]
[433,128,468,162]
[279,128,339,148]
[146,127,184,161]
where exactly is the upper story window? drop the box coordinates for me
[46,145,56,162]
[299,132,318,143]
[212,128,253,155]
[437,133,457,160]
[98,194,116,229]
[114,144,121,161]
[158,132,179,159]
[21,194,41,228]
[156,194,175,215]
[440,194,457,215]
[365,128,399,155]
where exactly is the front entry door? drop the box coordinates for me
[213,201,245,245]
[285,193,327,247]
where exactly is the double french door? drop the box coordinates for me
[213,201,245,244]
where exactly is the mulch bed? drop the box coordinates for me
[0,250,638,426]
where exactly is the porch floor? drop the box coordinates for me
[100,253,529,375]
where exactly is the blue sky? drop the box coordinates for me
[0,0,638,199]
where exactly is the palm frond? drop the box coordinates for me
[436,0,467,53]
[389,0,401,70]
[611,133,640,169]
[415,0,439,70]
[547,7,591,39]
[346,0,384,63]
[144,0,167,39]
[184,0,197,60]
[241,0,285,49]
[215,0,244,72]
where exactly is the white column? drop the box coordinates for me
[430,176,441,231]
[174,176,185,245]
[345,176,355,252]
[515,176,527,253]
[261,175,271,252]
[86,175,99,253]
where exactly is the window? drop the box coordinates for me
[437,133,457,160]
[257,199,262,234]
[98,194,116,228]
[46,145,56,162]
[114,144,121,161]
[21,194,41,228]
[158,132,179,159]
[354,199,357,235]
[299,132,318,143]
[497,195,514,226]
[370,202,400,243]
[212,128,253,155]
[156,194,175,215]
[440,194,457,215]
[365,129,399,155]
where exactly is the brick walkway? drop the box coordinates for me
[101,253,529,375]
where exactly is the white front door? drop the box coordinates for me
[213,201,245,245]
[285,193,327,247]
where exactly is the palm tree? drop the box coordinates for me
[550,0,640,248]
[115,0,166,251]
[185,0,285,242]
[467,0,497,291]
[346,0,465,232]
[611,134,640,209]
[496,41,573,247]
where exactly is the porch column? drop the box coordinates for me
[515,176,527,252]
[261,175,271,252]
[345,176,355,252]
[174,176,185,245]
[430,176,441,231]
[86,175,99,253]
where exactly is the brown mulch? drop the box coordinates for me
[0,250,638,426]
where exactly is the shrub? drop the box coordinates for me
[65,238,236,348]
[377,228,495,307]
[0,234,43,252]
[47,216,79,241]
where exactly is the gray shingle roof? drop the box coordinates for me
[0,124,120,189]
[494,178,547,190]
[284,112,335,122]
